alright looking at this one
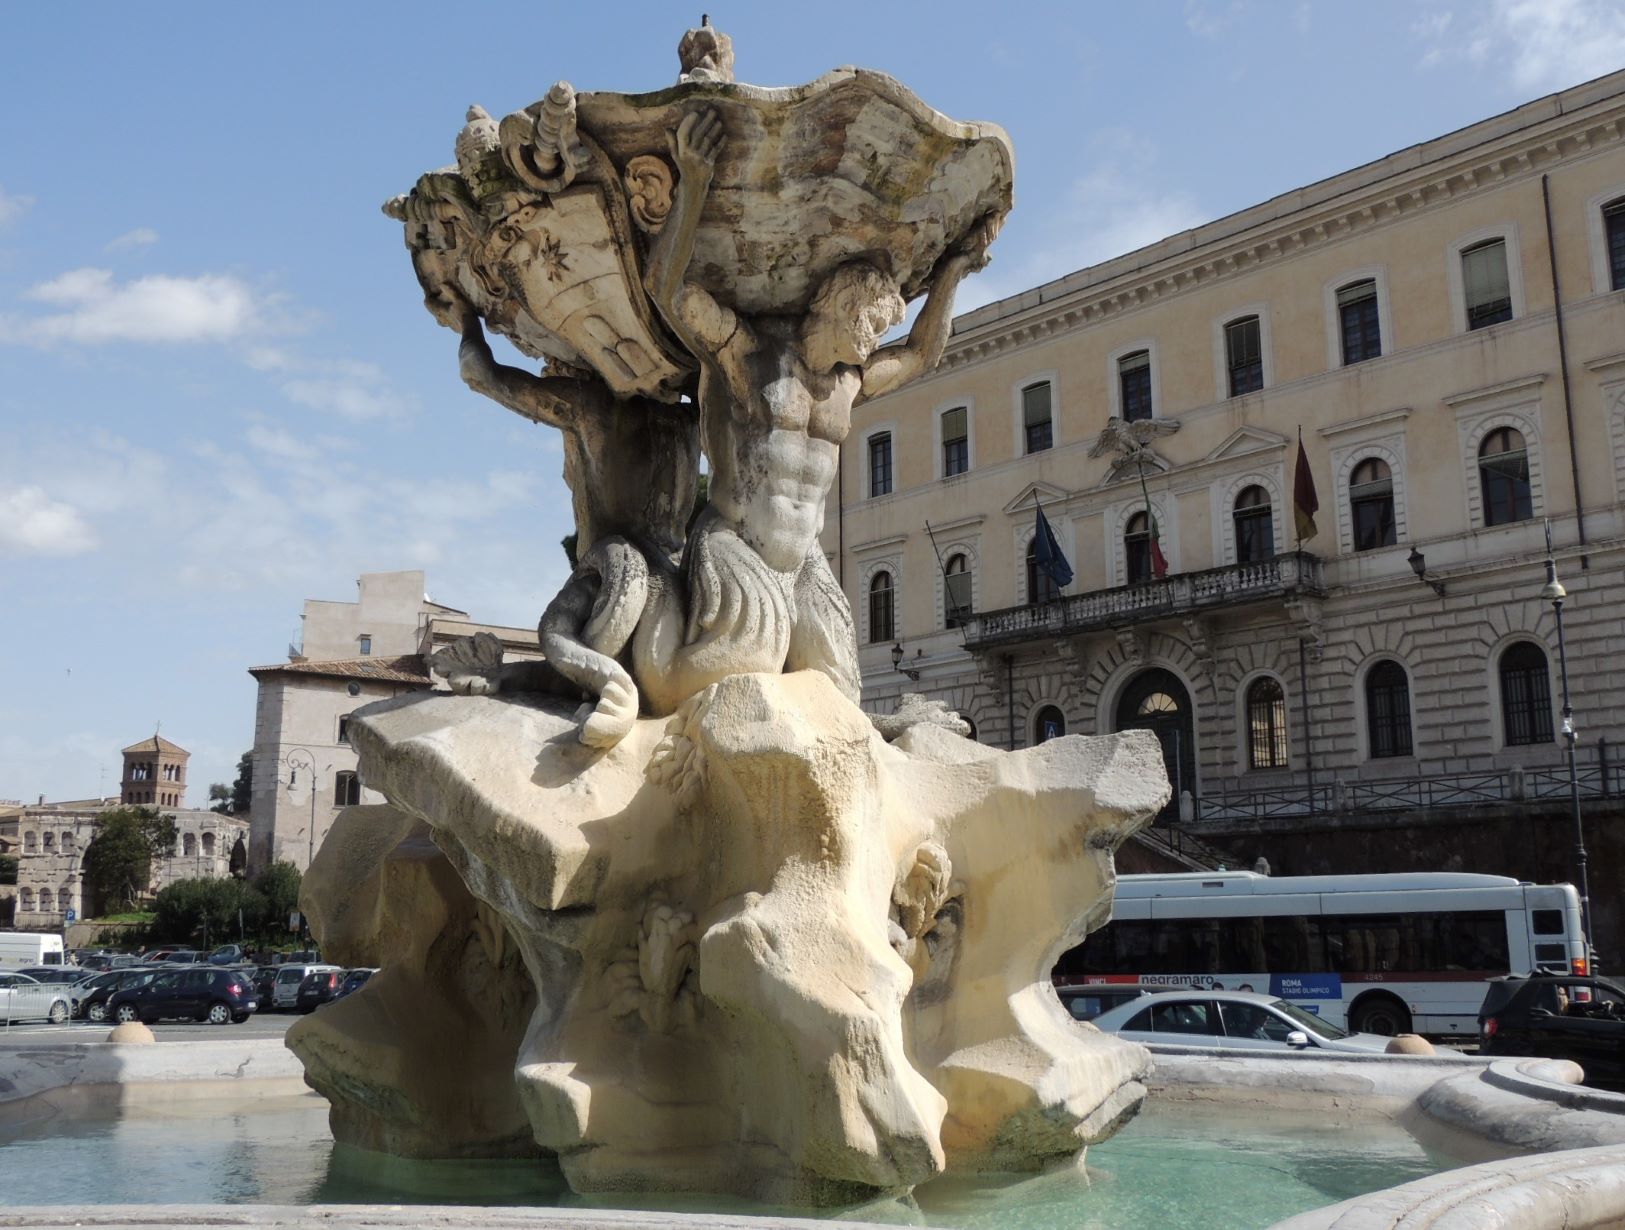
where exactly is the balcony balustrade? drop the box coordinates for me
[961,552,1325,652]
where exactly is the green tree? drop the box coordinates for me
[151,876,267,947]
[80,807,179,915]
[254,861,303,927]
[230,751,253,817]
[208,783,232,814]
[0,853,16,887]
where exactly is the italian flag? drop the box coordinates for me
[1137,462,1169,579]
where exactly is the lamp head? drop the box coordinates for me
[1540,557,1567,603]
[890,642,904,670]
[1407,547,1426,580]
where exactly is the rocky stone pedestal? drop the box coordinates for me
[288,671,1166,1205]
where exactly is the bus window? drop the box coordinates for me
[1532,910,1564,935]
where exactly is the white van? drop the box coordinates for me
[0,933,65,969]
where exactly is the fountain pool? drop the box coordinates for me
[0,1091,1485,1228]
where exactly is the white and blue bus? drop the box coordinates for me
[1053,871,1589,1037]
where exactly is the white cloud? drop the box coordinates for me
[281,375,405,422]
[0,267,262,345]
[0,184,33,227]
[1418,0,1625,92]
[1184,0,1247,39]
[0,486,98,557]
[105,227,159,251]
[957,129,1210,315]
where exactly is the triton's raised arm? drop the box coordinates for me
[859,214,1000,403]
[437,292,594,429]
[644,109,741,361]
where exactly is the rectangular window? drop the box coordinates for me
[1225,317,1263,396]
[1462,238,1513,330]
[1118,351,1153,421]
[1606,200,1625,292]
[941,407,968,477]
[868,432,893,497]
[337,716,351,745]
[944,569,973,629]
[1022,383,1053,453]
[1532,909,1564,936]
[1337,281,1381,364]
[358,635,372,656]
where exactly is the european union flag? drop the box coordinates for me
[1033,502,1073,591]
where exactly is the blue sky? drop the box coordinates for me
[3,1,1623,802]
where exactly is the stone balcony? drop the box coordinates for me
[960,551,1326,652]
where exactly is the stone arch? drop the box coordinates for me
[1215,469,1286,563]
[857,558,900,646]
[1461,410,1545,528]
[1333,441,1408,555]
[933,539,981,629]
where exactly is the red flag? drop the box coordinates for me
[1150,512,1169,579]
[1294,428,1319,544]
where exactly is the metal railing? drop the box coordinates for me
[1198,740,1615,824]
[962,552,1325,650]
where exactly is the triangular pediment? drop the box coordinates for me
[1205,426,1288,463]
[1002,480,1071,515]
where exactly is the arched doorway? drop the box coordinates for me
[1115,668,1196,824]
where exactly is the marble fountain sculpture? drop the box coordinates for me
[287,19,1170,1208]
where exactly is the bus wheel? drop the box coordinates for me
[1350,994,1411,1037]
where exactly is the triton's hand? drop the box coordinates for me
[955,212,1003,272]
[668,109,724,183]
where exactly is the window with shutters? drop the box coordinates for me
[867,432,893,497]
[1118,351,1153,422]
[1124,512,1153,585]
[943,553,973,628]
[1233,486,1274,563]
[1225,316,1263,396]
[1462,238,1513,329]
[1478,427,1532,526]
[867,571,895,644]
[1607,199,1625,291]
[1022,382,1053,453]
[1337,280,1381,364]
[1348,458,1396,551]
[941,406,969,477]
[335,771,362,807]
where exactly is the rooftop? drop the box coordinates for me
[248,653,433,685]
[121,735,189,757]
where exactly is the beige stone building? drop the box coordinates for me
[246,570,539,872]
[831,72,1625,947]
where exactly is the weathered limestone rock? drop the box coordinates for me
[322,671,1164,1203]
[286,805,537,1158]
[106,1021,154,1045]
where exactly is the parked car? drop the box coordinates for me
[250,966,280,1003]
[77,967,162,1023]
[1478,973,1625,1089]
[269,964,340,1011]
[1088,989,1422,1055]
[295,968,349,1013]
[106,968,259,1025]
[332,967,377,1002]
[162,950,205,964]
[1056,983,1165,1023]
[0,972,71,1024]
[206,945,246,966]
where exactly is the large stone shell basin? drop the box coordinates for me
[570,67,1014,315]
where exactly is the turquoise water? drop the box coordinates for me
[0,1094,1465,1228]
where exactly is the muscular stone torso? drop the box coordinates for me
[563,386,700,558]
[704,317,858,573]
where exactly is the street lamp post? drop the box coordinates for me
[1539,529,1593,963]
[281,748,331,873]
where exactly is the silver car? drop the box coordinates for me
[1086,989,1407,1054]
[0,972,71,1024]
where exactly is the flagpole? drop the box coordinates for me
[1295,427,1304,554]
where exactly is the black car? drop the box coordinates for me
[295,968,347,1013]
[77,967,162,1022]
[1478,973,1625,1088]
[250,965,280,1002]
[107,967,260,1025]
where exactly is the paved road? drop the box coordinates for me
[0,1010,298,1042]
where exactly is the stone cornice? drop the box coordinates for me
[1318,407,1412,440]
[1584,350,1625,375]
[1442,372,1548,408]
[850,533,909,556]
[937,78,1625,373]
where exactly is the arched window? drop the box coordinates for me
[1500,642,1554,746]
[868,570,895,644]
[183,832,197,857]
[60,831,74,853]
[23,832,36,854]
[1233,486,1274,563]
[1034,706,1066,744]
[201,832,216,858]
[962,716,978,742]
[41,832,54,853]
[1124,512,1152,584]
[1246,678,1288,769]
[1479,427,1532,526]
[1349,458,1396,551]
[1026,537,1060,604]
[1365,661,1413,759]
[19,889,33,913]
[943,554,972,628]
[57,887,71,913]
[335,771,362,807]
